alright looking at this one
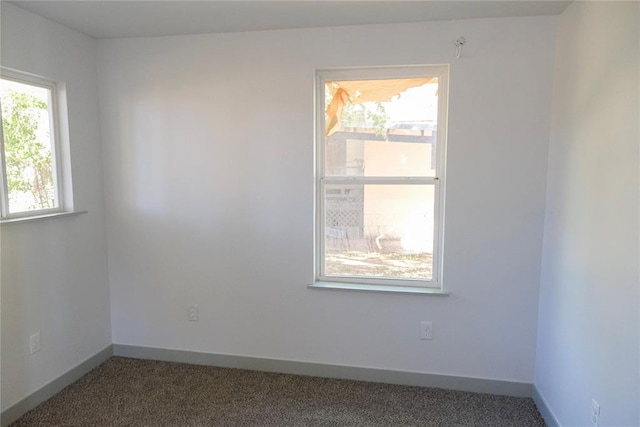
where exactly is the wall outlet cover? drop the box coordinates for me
[30,332,41,354]
[421,321,433,340]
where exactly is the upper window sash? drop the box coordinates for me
[315,65,449,179]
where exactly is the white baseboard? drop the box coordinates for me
[2,343,536,427]
[113,344,533,398]
[1,344,113,427]
[533,383,562,427]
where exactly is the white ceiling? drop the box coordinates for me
[8,1,571,39]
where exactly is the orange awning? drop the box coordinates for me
[325,77,437,136]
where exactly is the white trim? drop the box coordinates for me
[0,67,58,89]
[0,210,86,225]
[309,281,449,295]
[322,176,439,184]
[316,65,450,82]
[0,106,9,215]
[0,345,113,427]
[1,206,66,220]
[315,70,326,283]
[532,384,562,427]
[112,344,532,398]
[48,77,64,211]
[433,66,449,286]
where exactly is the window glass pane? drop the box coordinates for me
[324,184,435,281]
[325,78,438,177]
[1,78,57,213]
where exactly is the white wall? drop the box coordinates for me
[535,2,639,426]
[97,16,556,383]
[0,4,111,411]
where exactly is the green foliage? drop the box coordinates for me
[325,88,389,139]
[1,89,55,210]
[341,102,388,141]
[366,102,388,140]
[341,103,365,128]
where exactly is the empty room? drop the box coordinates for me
[1,1,638,426]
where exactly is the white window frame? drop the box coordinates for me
[0,68,69,220]
[314,65,449,292]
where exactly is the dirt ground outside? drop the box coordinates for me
[325,250,433,280]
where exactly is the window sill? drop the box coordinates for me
[0,210,87,225]
[309,281,449,295]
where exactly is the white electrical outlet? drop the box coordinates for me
[30,332,41,354]
[188,304,199,322]
[420,321,433,340]
[591,399,600,426]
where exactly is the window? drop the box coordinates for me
[0,69,69,220]
[315,66,449,290]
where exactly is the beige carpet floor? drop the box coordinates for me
[12,357,545,426]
